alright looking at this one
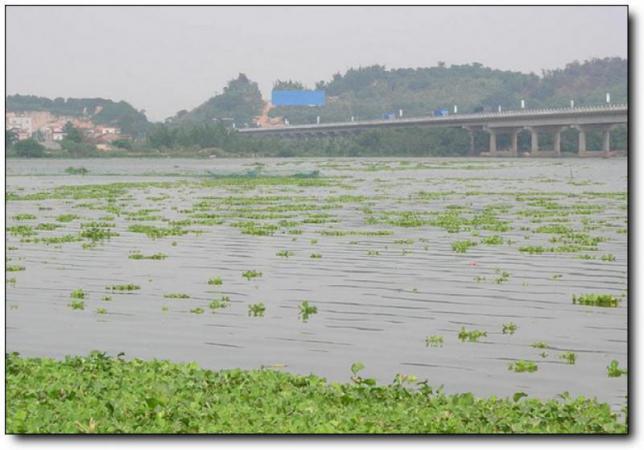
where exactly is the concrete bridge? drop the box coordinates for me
[238,104,627,156]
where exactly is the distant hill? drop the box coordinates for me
[169,73,263,127]
[6,95,151,137]
[267,57,627,125]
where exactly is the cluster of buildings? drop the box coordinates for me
[5,111,125,150]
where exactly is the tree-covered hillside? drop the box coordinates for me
[6,95,151,137]
[268,57,627,125]
[170,73,263,127]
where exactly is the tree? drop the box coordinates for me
[13,138,46,158]
[5,129,18,147]
[63,122,83,143]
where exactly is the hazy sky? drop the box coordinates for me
[6,6,627,121]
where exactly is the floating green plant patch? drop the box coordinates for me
[425,335,444,348]
[209,296,231,310]
[572,294,619,308]
[65,166,89,175]
[276,250,294,258]
[13,214,36,221]
[164,293,190,299]
[248,303,266,317]
[70,289,86,299]
[8,225,36,237]
[102,296,112,302]
[128,252,168,260]
[502,322,517,335]
[128,224,187,239]
[458,327,487,342]
[310,253,322,259]
[560,352,577,365]
[208,276,223,286]
[80,227,118,242]
[96,307,107,315]
[190,307,205,315]
[68,300,85,310]
[242,270,262,281]
[6,265,25,272]
[481,235,503,245]
[107,284,140,291]
[451,240,477,254]
[601,254,616,262]
[35,223,61,231]
[299,300,318,322]
[495,270,510,284]
[5,352,627,433]
[508,360,538,373]
[531,341,550,349]
[56,214,79,223]
[607,360,627,377]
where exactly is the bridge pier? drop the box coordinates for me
[488,129,497,155]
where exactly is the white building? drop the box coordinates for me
[6,115,33,140]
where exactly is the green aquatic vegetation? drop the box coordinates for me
[5,352,626,433]
[35,223,61,231]
[242,270,262,281]
[6,265,25,272]
[425,335,444,348]
[7,181,179,202]
[101,296,112,302]
[190,307,205,315]
[231,221,278,236]
[128,252,168,260]
[276,250,294,258]
[502,322,517,335]
[8,225,36,237]
[519,246,546,254]
[474,275,486,283]
[310,239,318,244]
[607,360,627,378]
[56,214,80,223]
[164,293,190,299]
[70,289,86,299]
[367,250,380,256]
[494,269,511,284]
[128,224,187,239]
[96,307,107,315]
[531,341,550,349]
[310,253,322,259]
[551,274,563,280]
[64,166,89,175]
[208,276,223,286]
[13,213,36,221]
[319,229,393,237]
[68,300,85,310]
[601,254,616,262]
[107,284,140,291]
[7,277,16,287]
[560,352,577,365]
[299,300,318,322]
[80,227,119,242]
[481,235,503,245]
[248,303,266,317]
[508,360,538,373]
[572,293,619,308]
[451,240,477,254]
[458,327,487,343]
[393,239,415,245]
[209,296,231,310]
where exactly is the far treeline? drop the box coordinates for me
[6,57,627,158]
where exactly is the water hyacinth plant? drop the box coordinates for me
[299,301,317,322]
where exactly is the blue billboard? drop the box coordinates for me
[272,90,326,106]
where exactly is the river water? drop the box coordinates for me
[5,157,628,409]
